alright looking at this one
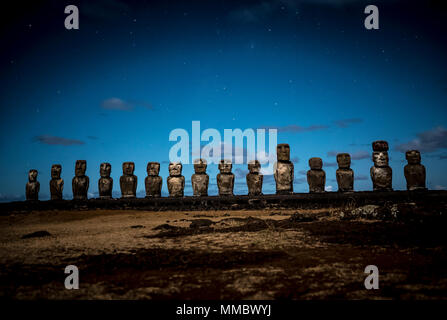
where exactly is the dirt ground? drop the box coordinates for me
[0,207,446,299]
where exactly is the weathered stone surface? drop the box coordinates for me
[372,140,389,152]
[191,159,209,197]
[145,162,162,197]
[98,163,113,199]
[120,162,137,198]
[404,150,426,191]
[370,148,392,191]
[72,160,89,200]
[336,153,353,192]
[167,162,185,197]
[307,157,325,193]
[217,159,234,196]
[26,169,39,201]
[274,144,294,194]
[246,160,263,196]
[50,164,64,200]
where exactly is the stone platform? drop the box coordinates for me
[1,190,446,214]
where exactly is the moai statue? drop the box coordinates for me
[307,157,326,193]
[26,169,39,201]
[191,158,209,196]
[246,160,263,196]
[370,140,392,191]
[274,144,294,194]
[167,162,185,197]
[404,150,426,191]
[72,160,89,200]
[145,162,162,197]
[120,162,137,198]
[50,164,64,200]
[217,159,235,196]
[336,153,354,192]
[98,163,113,199]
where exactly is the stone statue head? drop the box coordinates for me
[248,160,261,174]
[406,150,421,165]
[28,169,38,182]
[100,163,111,177]
[122,162,135,175]
[193,158,207,174]
[309,157,323,170]
[372,140,389,152]
[75,160,87,177]
[277,144,290,161]
[169,162,182,176]
[51,164,62,179]
[372,151,389,167]
[218,159,232,174]
[147,162,160,176]
[336,153,351,169]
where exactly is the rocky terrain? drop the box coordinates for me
[0,201,446,299]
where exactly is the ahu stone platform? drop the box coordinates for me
[1,190,447,214]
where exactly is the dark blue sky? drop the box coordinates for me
[1,0,446,200]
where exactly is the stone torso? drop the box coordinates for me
[72,176,89,200]
[120,175,137,198]
[191,173,209,196]
[167,176,185,197]
[26,182,40,200]
[370,166,392,191]
[336,169,353,192]
[275,161,294,193]
[50,178,64,200]
[98,177,113,199]
[404,164,426,190]
[217,173,234,196]
[145,176,162,197]
[307,170,325,193]
[246,174,263,196]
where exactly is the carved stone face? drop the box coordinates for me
[373,151,389,167]
[147,162,160,176]
[372,140,389,152]
[75,160,87,177]
[309,157,323,170]
[122,162,135,175]
[248,160,261,174]
[193,158,207,174]
[218,159,232,174]
[28,169,38,182]
[169,162,182,176]
[277,144,290,161]
[406,150,421,165]
[51,164,62,179]
[100,163,111,177]
[336,153,351,169]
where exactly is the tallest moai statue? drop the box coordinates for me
[274,144,294,194]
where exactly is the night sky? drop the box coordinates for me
[1,0,446,201]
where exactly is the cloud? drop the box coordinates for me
[0,193,24,203]
[87,136,99,140]
[101,98,154,111]
[434,185,447,190]
[34,135,85,146]
[327,150,369,160]
[325,185,333,191]
[333,118,363,128]
[356,174,369,181]
[101,98,133,111]
[291,156,300,163]
[395,126,447,153]
[261,124,329,133]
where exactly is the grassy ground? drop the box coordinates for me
[0,207,446,299]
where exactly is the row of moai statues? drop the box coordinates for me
[25,141,427,200]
